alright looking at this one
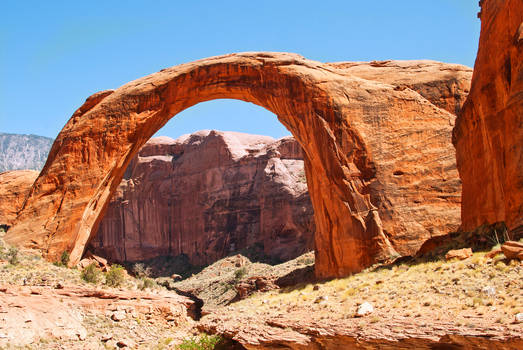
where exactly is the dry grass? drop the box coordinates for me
[225,249,522,326]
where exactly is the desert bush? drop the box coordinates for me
[139,277,156,290]
[105,264,126,287]
[133,263,152,278]
[81,262,102,284]
[177,334,222,350]
[234,267,247,281]
[60,250,70,266]
[7,247,19,265]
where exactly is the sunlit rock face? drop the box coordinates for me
[5,52,470,277]
[453,0,523,236]
[0,170,39,228]
[89,131,315,265]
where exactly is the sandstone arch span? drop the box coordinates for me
[5,53,471,278]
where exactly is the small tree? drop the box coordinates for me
[81,263,102,284]
[60,250,70,266]
[133,263,152,278]
[105,264,126,287]
[7,247,19,265]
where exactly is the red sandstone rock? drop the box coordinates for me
[235,277,279,300]
[5,53,470,278]
[485,248,503,259]
[0,170,38,227]
[445,248,473,261]
[501,241,523,261]
[453,0,523,236]
[0,284,193,347]
[89,132,314,265]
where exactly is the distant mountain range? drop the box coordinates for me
[0,133,53,172]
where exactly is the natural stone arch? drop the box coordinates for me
[6,52,470,278]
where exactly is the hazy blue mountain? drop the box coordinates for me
[0,133,53,172]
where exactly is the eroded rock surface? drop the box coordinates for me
[0,170,38,227]
[453,0,523,236]
[89,131,314,265]
[0,284,194,347]
[6,53,470,277]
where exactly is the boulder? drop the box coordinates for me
[501,241,523,261]
[445,248,473,261]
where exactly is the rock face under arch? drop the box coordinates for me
[90,131,315,265]
[5,54,471,278]
[453,0,523,237]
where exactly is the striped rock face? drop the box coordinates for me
[90,132,315,265]
[4,52,470,278]
[453,0,523,237]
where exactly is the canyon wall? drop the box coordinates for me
[0,170,38,228]
[453,0,523,237]
[89,131,315,265]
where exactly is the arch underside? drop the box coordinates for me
[6,52,467,278]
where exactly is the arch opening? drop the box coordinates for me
[87,99,315,272]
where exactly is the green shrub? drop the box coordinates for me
[234,267,248,281]
[139,277,156,290]
[177,334,222,350]
[81,263,102,284]
[105,264,126,287]
[7,247,19,265]
[60,250,70,266]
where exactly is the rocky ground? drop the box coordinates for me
[0,228,522,349]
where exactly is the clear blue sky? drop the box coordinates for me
[1,1,480,140]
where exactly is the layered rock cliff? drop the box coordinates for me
[453,0,523,236]
[88,131,315,265]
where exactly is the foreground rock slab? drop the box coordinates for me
[6,53,470,277]
[0,284,194,347]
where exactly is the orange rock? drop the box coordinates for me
[453,0,523,236]
[5,54,470,278]
[501,241,523,261]
[0,170,38,227]
[445,248,473,261]
[485,248,503,259]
